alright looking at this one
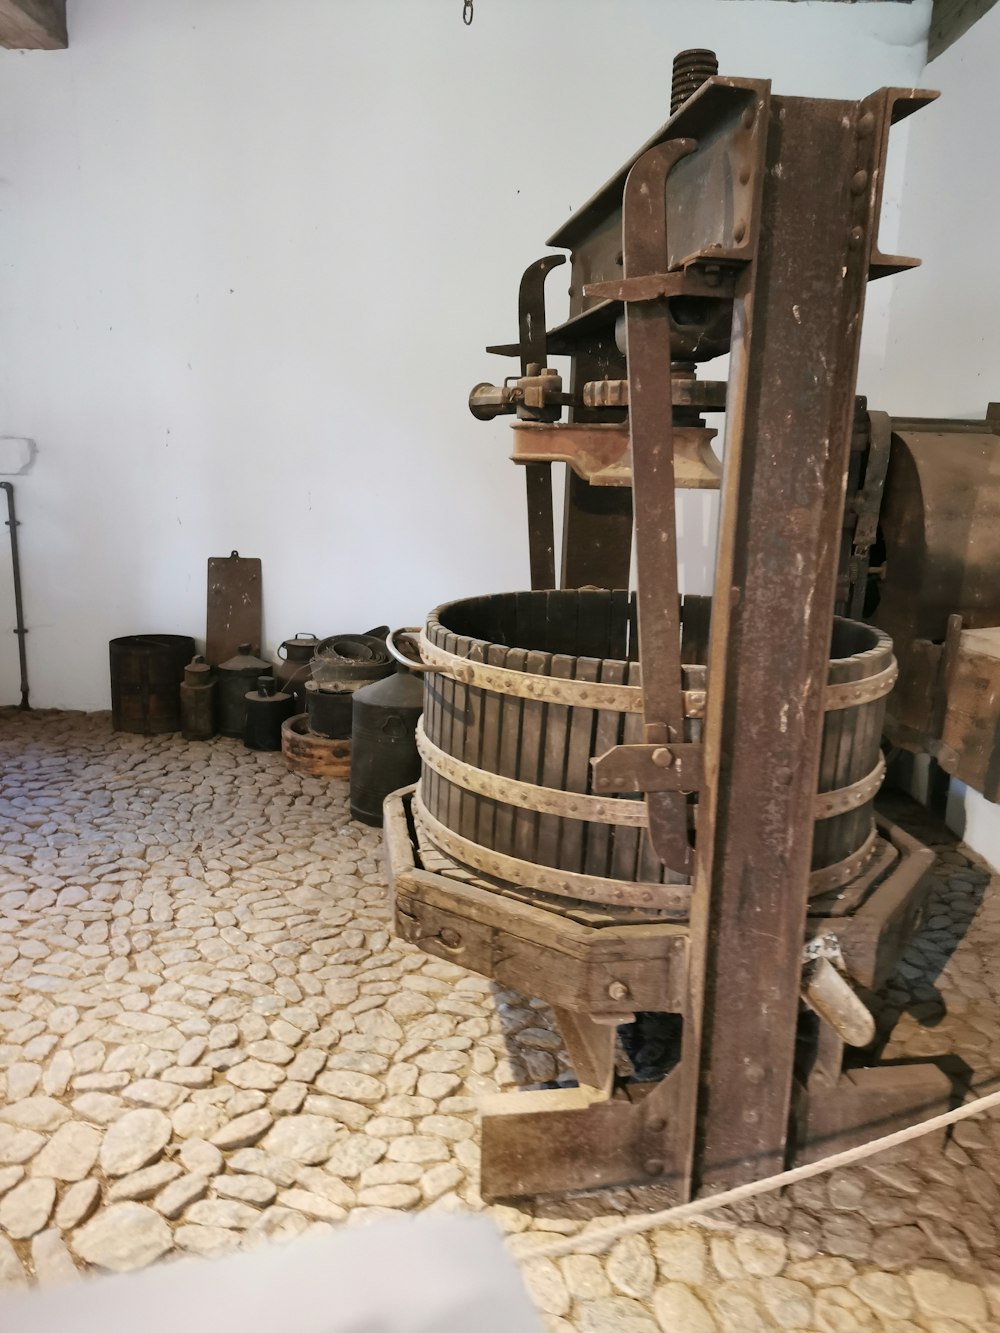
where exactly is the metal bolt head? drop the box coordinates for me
[857,110,875,138]
[851,170,869,196]
[733,219,747,243]
[651,747,674,769]
[741,107,755,130]
[439,928,462,949]
[644,1157,666,1176]
[607,980,629,1001]
[647,1117,667,1134]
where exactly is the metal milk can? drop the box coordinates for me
[180,654,217,741]
[244,676,295,751]
[218,643,272,738]
[275,633,320,708]
[349,630,426,826]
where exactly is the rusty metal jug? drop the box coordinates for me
[218,643,272,738]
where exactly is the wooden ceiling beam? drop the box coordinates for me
[929,0,999,57]
[0,0,66,49]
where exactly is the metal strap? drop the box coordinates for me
[419,633,708,719]
[421,633,891,718]
[421,720,878,827]
[824,659,897,711]
[417,721,648,827]
[813,755,886,820]
[413,788,692,914]
[416,786,877,909]
[807,826,880,897]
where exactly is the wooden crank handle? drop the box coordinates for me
[386,627,436,674]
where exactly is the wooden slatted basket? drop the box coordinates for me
[412,590,895,914]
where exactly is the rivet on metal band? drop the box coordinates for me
[418,633,708,718]
[824,659,897,711]
[807,827,880,897]
[813,755,886,820]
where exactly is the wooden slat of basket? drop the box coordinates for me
[514,648,551,865]
[562,655,602,873]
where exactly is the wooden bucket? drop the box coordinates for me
[281,714,351,779]
[413,590,895,914]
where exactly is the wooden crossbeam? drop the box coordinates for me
[0,0,66,49]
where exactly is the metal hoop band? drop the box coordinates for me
[824,660,897,711]
[419,633,708,718]
[807,826,880,896]
[417,721,648,827]
[413,788,691,913]
[813,756,886,820]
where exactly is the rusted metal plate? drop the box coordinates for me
[206,551,262,666]
[591,742,704,794]
[547,77,770,310]
[621,139,698,876]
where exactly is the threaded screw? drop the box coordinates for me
[671,48,719,114]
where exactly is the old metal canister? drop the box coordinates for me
[180,654,217,740]
[304,680,354,740]
[275,633,320,708]
[350,666,423,826]
[218,643,272,738]
[244,676,295,751]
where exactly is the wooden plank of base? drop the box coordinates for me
[393,866,689,1014]
[551,1007,617,1095]
[479,1087,652,1201]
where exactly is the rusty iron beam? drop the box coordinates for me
[687,88,927,1194]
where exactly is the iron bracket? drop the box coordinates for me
[591,742,705,794]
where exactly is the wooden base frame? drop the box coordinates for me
[385,787,956,1201]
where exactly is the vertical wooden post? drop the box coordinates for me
[690,94,893,1189]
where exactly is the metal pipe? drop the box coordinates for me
[1,482,29,709]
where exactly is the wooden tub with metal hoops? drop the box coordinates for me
[384,590,936,1200]
[398,588,895,912]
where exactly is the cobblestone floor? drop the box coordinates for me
[1,709,999,1330]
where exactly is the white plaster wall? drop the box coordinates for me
[876,4,1000,867]
[0,0,929,710]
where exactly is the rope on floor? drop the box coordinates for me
[526,1082,1000,1260]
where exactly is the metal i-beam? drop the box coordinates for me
[690,89,926,1191]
